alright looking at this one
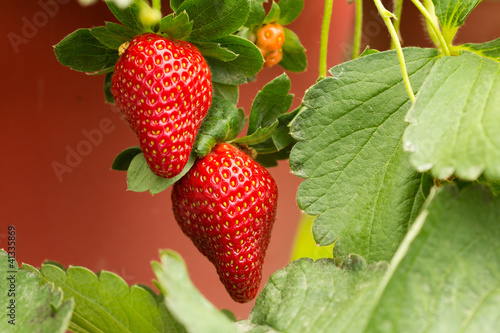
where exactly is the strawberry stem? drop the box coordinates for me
[352,0,363,59]
[412,0,451,56]
[390,0,403,50]
[319,0,334,79]
[138,0,161,30]
[151,0,161,14]
[373,0,415,103]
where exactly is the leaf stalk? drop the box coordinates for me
[151,0,161,13]
[352,0,363,59]
[390,0,403,50]
[319,0,334,78]
[412,0,451,56]
[373,0,415,103]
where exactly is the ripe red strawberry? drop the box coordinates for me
[171,143,278,303]
[111,33,212,178]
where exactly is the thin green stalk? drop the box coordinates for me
[411,0,450,56]
[373,0,415,103]
[352,0,363,59]
[319,0,334,78]
[443,26,459,49]
[151,0,161,13]
[390,0,403,49]
[138,0,161,30]
[422,0,441,49]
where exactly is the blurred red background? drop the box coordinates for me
[1,0,499,320]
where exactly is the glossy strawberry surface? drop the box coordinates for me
[112,33,212,178]
[171,143,278,303]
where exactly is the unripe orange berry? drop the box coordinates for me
[256,23,285,52]
[264,49,283,67]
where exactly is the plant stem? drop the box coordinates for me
[373,0,415,103]
[138,0,161,31]
[352,0,363,59]
[443,26,459,49]
[390,0,403,50]
[421,0,441,50]
[411,0,450,56]
[151,0,161,13]
[319,0,334,78]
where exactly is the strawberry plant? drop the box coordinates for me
[3,0,500,332]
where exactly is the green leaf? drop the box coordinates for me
[359,46,380,57]
[176,0,251,40]
[247,73,293,135]
[111,146,142,171]
[232,120,279,145]
[243,258,386,332]
[205,35,264,85]
[263,1,280,24]
[238,74,299,159]
[432,0,481,33]
[251,106,301,165]
[0,251,73,333]
[279,27,307,72]
[104,72,115,103]
[100,0,134,8]
[458,37,500,62]
[289,48,439,262]
[90,22,137,50]
[255,141,295,167]
[404,51,500,181]
[277,0,304,25]
[192,41,238,62]
[221,309,237,322]
[244,0,266,27]
[36,262,185,333]
[365,184,500,331]
[237,26,254,41]
[245,184,500,332]
[106,0,145,33]
[271,105,301,151]
[170,0,185,12]
[243,73,294,156]
[212,82,239,105]
[88,65,115,76]
[54,29,120,73]
[477,175,500,196]
[195,96,246,156]
[127,152,196,194]
[159,11,193,40]
[152,250,237,333]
